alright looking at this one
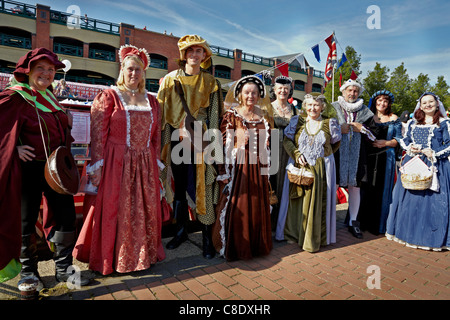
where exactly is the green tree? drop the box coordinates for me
[361,62,390,105]
[409,73,431,102]
[324,46,361,103]
[386,63,413,114]
[432,76,450,112]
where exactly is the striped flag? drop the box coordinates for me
[324,33,337,87]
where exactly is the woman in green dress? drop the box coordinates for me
[283,94,341,252]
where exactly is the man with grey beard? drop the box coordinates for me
[332,79,376,239]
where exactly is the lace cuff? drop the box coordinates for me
[86,159,103,174]
[361,126,376,141]
[157,159,165,170]
[216,174,231,182]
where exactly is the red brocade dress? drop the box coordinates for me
[73,87,165,275]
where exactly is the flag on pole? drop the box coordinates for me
[324,33,337,64]
[295,54,306,70]
[324,33,337,87]
[336,53,347,70]
[311,44,321,63]
[276,62,289,77]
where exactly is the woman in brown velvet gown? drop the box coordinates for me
[213,75,274,261]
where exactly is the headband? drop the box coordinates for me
[234,75,266,99]
[414,92,448,119]
[274,75,293,85]
[368,89,395,110]
[119,45,150,70]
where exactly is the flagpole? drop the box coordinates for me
[332,31,336,103]
[332,64,335,103]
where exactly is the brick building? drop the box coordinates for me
[0,0,325,103]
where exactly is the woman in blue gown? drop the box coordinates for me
[358,90,402,235]
[386,92,450,251]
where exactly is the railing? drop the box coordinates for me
[89,48,116,62]
[0,0,36,18]
[289,65,307,75]
[210,45,234,59]
[149,58,168,70]
[49,10,120,35]
[313,70,325,78]
[215,69,231,79]
[242,52,274,67]
[53,43,83,57]
[211,45,275,67]
[0,33,31,49]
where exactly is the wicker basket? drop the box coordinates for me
[400,155,433,191]
[400,173,432,190]
[287,166,314,186]
[268,181,278,205]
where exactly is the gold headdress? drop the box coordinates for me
[177,35,213,69]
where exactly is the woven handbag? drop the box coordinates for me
[400,155,433,191]
[286,163,314,186]
[268,181,278,205]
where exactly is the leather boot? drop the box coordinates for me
[166,200,189,250]
[19,234,44,292]
[50,231,90,286]
[201,224,216,259]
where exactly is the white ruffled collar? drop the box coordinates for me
[338,96,364,113]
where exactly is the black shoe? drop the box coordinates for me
[19,234,44,292]
[166,200,189,250]
[166,232,188,250]
[348,221,363,239]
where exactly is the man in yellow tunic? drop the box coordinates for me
[157,35,224,259]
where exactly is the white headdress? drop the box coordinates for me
[414,92,448,119]
[339,79,364,97]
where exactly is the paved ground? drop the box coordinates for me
[1,204,449,305]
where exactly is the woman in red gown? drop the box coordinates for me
[73,45,165,275]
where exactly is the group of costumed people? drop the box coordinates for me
[1,34,449,293]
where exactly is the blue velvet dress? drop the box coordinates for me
[386,119,450,250]
[358,119,402,234]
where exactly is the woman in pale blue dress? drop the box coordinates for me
[386,92,450,251]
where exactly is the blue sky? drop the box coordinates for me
[17,0,450,85]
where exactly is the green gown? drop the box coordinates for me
[283,118,340,252]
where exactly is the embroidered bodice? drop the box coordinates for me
[297,121,326,166]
